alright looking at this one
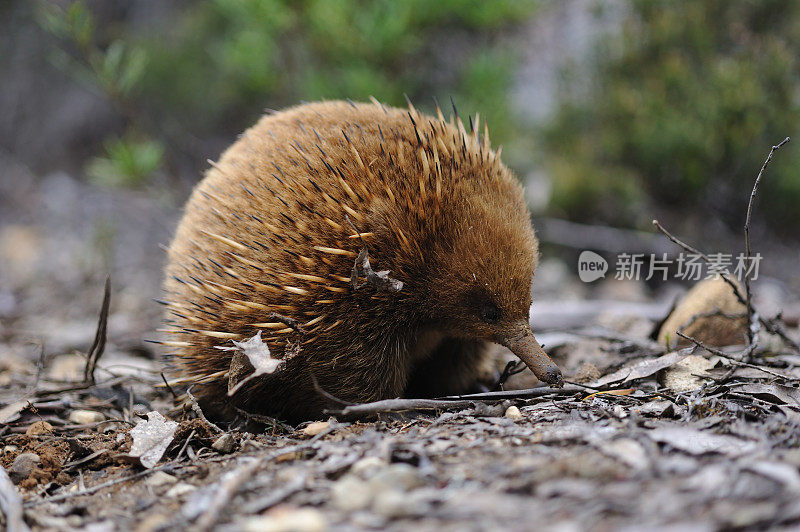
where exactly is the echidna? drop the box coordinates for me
[160,99,562,422]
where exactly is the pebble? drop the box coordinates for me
[3,445,19,455]
[211,433,236,454]
[349,456,385,477]
[241,507,327,532]
[505,405,523,421]
[46,354,85,381]
[165,483,197,498]
[10,452,41,482]
[68,410,106,424]
[25,420,53,436]
[330,475,372,511]
[302,421,330,437]
[372,490,418,518]
[368,463,424,491]
[146,471,177,487]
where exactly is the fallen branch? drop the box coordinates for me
[327,386,585,417]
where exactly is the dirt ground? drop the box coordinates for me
[3,168,800,531]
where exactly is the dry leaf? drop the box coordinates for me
[128,411,178,468]
[223,331,284,396]
[648,425,758,457]
[587,348,693,388]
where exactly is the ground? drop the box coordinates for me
[2,170,800,531]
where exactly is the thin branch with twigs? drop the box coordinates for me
[652,138,798,358]
[675,331,794,381]
[743,137,790,344]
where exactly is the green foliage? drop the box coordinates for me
[38,0,537,188]
[543,0,800,229]
[38,2,149,100]
[37,1,164,186]
[86,135,164,188]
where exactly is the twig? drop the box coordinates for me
[327,386,584,417]
[675,331,793,380]
[652,220,745,302]
[330,398,477,417]
[175,429,197,462]
[265,312,305,334]
[538,217,674,254]
[232,408,295,433]
[160,372,178,399]
[185,387,224,434]
[0,465,30,532]
[744,137,790,345]
[760,315,800,353]
[492,360,528,391]
[652,219,798,356]
[84,277,111,384]
[437,385,586,400]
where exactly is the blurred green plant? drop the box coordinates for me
[37,0,538,188]
[86,135,164,187]
[543,0,800,231]
[37,1,161,187]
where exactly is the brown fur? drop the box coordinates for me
[162,100,548,422]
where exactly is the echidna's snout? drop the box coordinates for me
[500,323,563,387]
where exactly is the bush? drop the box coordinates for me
[38,0,538,187]
[543,0,800,231]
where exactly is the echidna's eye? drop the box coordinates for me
[479,303,502,324]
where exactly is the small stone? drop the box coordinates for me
[302,421,330,436]
[25,420,53,436]
[146,471,177,487]
[372,489,418,518]
[3,445,19,455]
[505,406,523,421]
[212,433,236,454]
[601,438,650,470]
[165,483,197,498]
[241,507,327,532]
[331,475,372,511]
[47,354,85,381]
[350,456,385,478]
[10,452,41,483]
[368,464,424,492]
[68,410,106,424]
[660,354,714,393]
